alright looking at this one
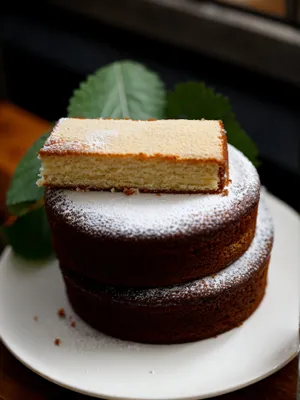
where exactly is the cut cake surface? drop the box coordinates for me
[37,118,228,193]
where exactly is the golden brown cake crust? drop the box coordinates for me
[42,181,227,195]
[40,121,228,194]
[218,120,229,188]
[38,118,228,194]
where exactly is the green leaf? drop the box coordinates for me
[223,119,259,166]
[68,60,166,120]
[167,82,259,166]
[6,132,50,216]
[1,206,53,260]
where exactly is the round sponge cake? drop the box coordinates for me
[62,198,273,344]
[45,145,260,287]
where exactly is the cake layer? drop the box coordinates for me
[62,198,273,344]
[45,145,260,287]
[37,118,228,193]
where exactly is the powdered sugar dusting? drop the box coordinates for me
[64,318,142,353]
[41,309,142,353]
[46,145,260,239]
[84,129,119,151]
[42,121,119,153]
[39,118,225,159]
[93,196,273,306]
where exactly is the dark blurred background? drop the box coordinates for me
[1,4,300,398]
[1,0,300,215]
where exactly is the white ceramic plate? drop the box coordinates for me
[0,192,299,400]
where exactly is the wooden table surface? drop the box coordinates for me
[0,102,298,400]
[220,0,285,16]
[0,102,51,220]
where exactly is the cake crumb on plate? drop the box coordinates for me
[57,308,66,318]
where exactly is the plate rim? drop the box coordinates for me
[0,323,298,400]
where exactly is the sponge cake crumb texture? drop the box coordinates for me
[37,118,228,193]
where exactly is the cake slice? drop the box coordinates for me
[37,118,228,193]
